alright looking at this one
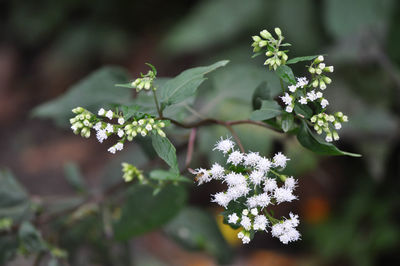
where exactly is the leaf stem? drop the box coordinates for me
[280,78,285,93]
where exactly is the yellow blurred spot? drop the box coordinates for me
[215,212,242,247]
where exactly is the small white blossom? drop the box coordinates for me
[225,173,246,187]
[250,208,258,216]
[227,183,250,200]
[105,123,114,133]
[257,157,272,173]
[334,122,342,130]
[320,99,329,108]
[316,91,323,98]
[210,163,225,179]
[96,129,108,143]
[240,216,252,231]
[249,170,264,185]
[195,168,212,185]
[242,209,249,216]
[213,137,235,154]
[228,213,239,224]
[273,152,289,168]
[253,215,268,231]
[288,85,297,93]
[242,235,251,244]
[280,93,292,106]
[244,152,261,167]
[118,117,125,125]
[284,177,297,190]
[325,135,333,142]
[238,231,245,239]
[246,195,258,208]
[115,142,124,151]
[256,193,271,208]
[264,178,277,192]
[299,97,307,105]
[212,192,231,208]
[307,90,318,101]
[297,77,309,88]
[105,110,114,120]
[285,106,293,113]
[271,213,301,244]
[274,187,296,203]
[227,150,244,166]
[108,146,116,154]
[117,129,124,137]
[98,108,106,116]
[94,122,102,131]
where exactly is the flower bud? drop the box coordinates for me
[309,67,315,74]
[311,116,317,123]
[144,81,151,90]
[333,131,339,141]
[274,27,282,36]
[259,40,268,47]
[312,79,319,88]
[282,53,288,61]
[266,51,273,56]
[252,36,261,42]
[334,122,342,130]
[260,30,272,39]
[319,80,326,90]
[159,122,166,128]
[315,68,322,75]
[325,133,333,142]
[315,55,324,64]
[157,129,166,137]
[342,115,348,122]
[140,130,147,137]
[323,76,332,84]
[324,66,334,72]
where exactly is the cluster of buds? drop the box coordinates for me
[308,56,333,90]
[311,112,348,142]
[192,137,300,244]
[70,107,169,154]
[122,163,145,183]
[251,28,289,70]
[70,107,95,138]
[124,118,166,140]
[131,68,156,92]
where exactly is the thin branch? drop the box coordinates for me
[152,90,162,118]
[225,124,245,153]
[185,128,197,168]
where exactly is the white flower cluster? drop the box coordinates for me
[191,137,300,244]
[251,28,289,70]
[271,212,300,244]
[311,111,348,142]
[70,107,168,154]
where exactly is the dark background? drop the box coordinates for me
[1,0,400,265]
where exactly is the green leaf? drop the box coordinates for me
[0,235,18,264]
[250,100,282,121]
[281,113,294,132]
[287,55,319,64]
[119,105,147,121]
[252,81,272,110]
[251,51,263,58]
[151,135,179,174]
[114,184,187,240]
[31,66,131,127]
[18,221,47,253]
[294,104,313,119]
[149,170,192,183]
[275,65,296,85]
[164,207,232,264]
[0,169,32,223]
[297,121,361,157]
[63,162,87,193]
[160,60,229,110]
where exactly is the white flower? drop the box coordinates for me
[108,146,116,154]
[317,55,324,62]
[257,157,272,173]
[96,129,108,143]
[273,215,301,244]
[249,170,264,185]
[244,152,261,167]
[94,122,102,131]
[240,216,252,231]
[288,213,300,227]
[105,123,114,133]
[318,63,326,69]
[227,150,244,166]
[228,213,239,224]
[273,152,289,168]
[288,85,297,93]
[227,183,250,200]
[145,124,152,131]
[285,106,293,113]
[242,209,249,216]
[320,99,329,108]
[194,168,212,185]
[118,129,124,138]
[212,192,231,208]
[105,110,114,120]
[118,117,125,125]
[297,77,309,88]
[334,122,342,130]
[280,93,292,106]
[274,187,296,203]
[250,208,258,216]
[237,231,245,239]
[325,135,333,142]
[284,177,297,190]
[264,178,277,192]
[98,108,106,116]
[256,193,271,208]
[253,215,268,231]
[307,90,318,101]
[224,173,246,187]
[242,235,251,244]
[213,137,235,154]
[316,91,323,98]
[115,142,124,151]
[246,196,258,208]
[299,97,307,105]
[138,119,145,126]
[271,223,284,238]
[210,163,225,179]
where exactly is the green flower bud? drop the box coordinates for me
[260,30,272,39]
[317,128,323,135]
[144,81,151,90]
[311,115,317,123]
[333,131,339,141]
[324,66,334,72]
[314,55,324,64]
[259,40,268,47]
[323,76,332,84]
[282,53,288,61]
[274,27,282,36]
[342,115,348,122]
[312,79,319,88]
[315,68,322,75]
[266,51,273,57]
[252,36,261,42]
[157,129,166,137]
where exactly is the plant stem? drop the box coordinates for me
[152,89,162,118]
[280,78,285,93]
